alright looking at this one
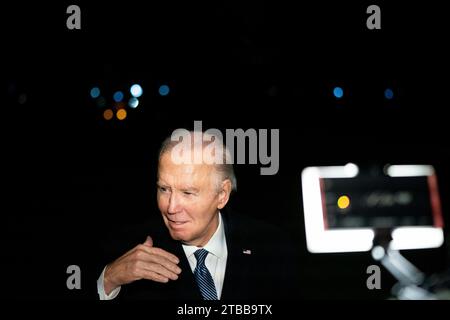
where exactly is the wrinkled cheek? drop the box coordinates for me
[157,197,167,212]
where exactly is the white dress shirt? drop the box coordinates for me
[182,212,227,299]
[98,212,227,300]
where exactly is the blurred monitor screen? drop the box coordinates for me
[301,164,444,253]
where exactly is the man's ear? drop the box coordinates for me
[217,179,232,210]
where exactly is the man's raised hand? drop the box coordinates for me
[103,236,182,295]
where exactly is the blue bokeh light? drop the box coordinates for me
[113,91,124,102]
[333,87,344,99]
[384,88,394,100]
[159,85,170,96]
[90,87,101,99]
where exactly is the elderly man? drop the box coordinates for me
[97,131,297,300]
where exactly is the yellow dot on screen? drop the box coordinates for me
[337,195,350,209]
[116,108,127,120]
[103,109,113,120]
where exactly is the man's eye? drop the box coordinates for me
[183,191,194,196]
[158,186,168,192]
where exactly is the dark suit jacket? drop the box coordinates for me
[99,209,299,300]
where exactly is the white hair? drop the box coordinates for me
[158,131,237,192]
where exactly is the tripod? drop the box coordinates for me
[371,229,437,300]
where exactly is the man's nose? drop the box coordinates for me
[167,193,182,214]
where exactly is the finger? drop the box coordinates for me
[134,249,182,274]
[140,261,180,281]
[143,235,153,247]
[136,244,180,264]
[149,247,180,264]
[140,269,170,283]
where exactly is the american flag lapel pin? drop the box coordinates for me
[242,249,252,255]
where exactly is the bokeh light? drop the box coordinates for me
[333,87,344,99]
[103,109,113,120]
[116,108,127,120]
[159,85,170,96]
[113,91,124,102]
[128,97,139,108]
[384,88,394,100]
[130,84,143,98]
[90,87,101,99]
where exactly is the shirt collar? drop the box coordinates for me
[182,212,226,259]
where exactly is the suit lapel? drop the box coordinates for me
[171,241,203,300]
[158,235,203,300]
[220,212,252,300]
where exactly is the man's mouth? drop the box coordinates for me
[167,218,188,225]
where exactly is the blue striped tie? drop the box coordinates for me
[194,249,218,300]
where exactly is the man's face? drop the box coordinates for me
[157,152,226,247]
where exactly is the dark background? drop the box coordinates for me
[4,1,450,300]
